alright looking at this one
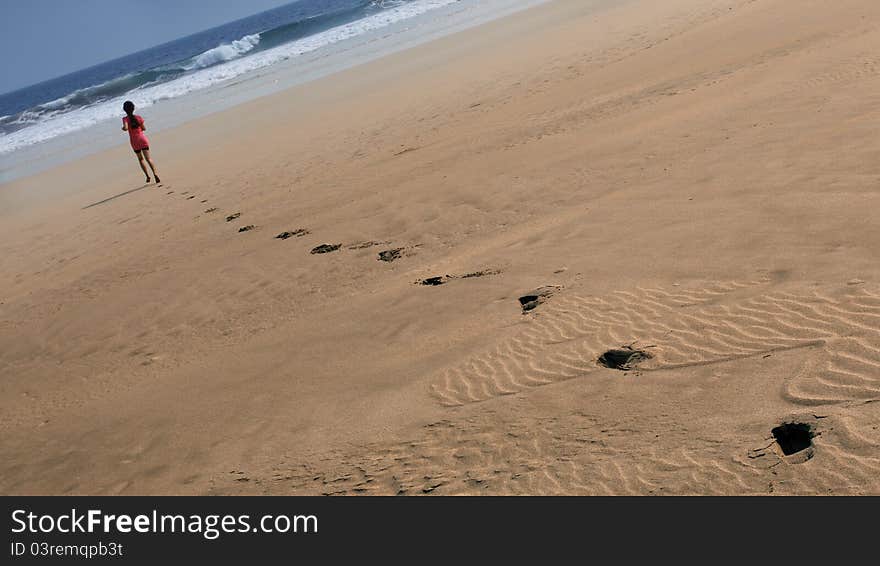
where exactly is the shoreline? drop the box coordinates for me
[0,0,549,185]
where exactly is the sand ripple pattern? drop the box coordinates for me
[246,401,880,496]
[431,281,880,407]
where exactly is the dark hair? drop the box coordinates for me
[123,100,141,130]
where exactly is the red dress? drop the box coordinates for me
[124,115,150,151]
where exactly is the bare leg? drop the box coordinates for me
[142,149,160,183]
[136,152,150,183]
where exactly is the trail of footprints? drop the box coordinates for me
[158,188,880,493]
[163,185,416,262]
[222,279,880,496]
[431,280,880,407]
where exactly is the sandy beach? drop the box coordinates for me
[2,0,879,495]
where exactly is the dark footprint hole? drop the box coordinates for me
[772,423,813,456]
[519,295,541,311]
[518,286,560,313]
[238,225,256,233]
[276,229,310,240]
[598,348,652,370]
[186,196,195,200]
[378,248,404,262]
[226,213,241,222]
[310,243,341,254]
[420,276,446,286]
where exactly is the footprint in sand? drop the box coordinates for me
[226,213,241,222]
[518,285,562,313]
[748,416,821,467]
[419,276,448,286]
[597,347,653,371]
[238,225,256,233]
[276,229,310,240]
[771,422,815,458]
[205,207,218,213]
[378,248,405,262]
[307,240,419,259]
[416,269,501,286]
[377,244,425,263]
[311,243,342,254]
[430,280,880,407]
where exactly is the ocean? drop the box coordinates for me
[0,0,546,183]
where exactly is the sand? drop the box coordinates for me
[2,0,879,495]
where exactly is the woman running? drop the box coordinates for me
[121,100,160,183]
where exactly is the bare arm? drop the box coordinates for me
[122,118,128,132]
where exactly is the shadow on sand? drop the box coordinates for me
[82,184,154,210]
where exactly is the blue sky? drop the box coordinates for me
[1,0,294,94]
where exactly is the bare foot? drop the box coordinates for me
[155,176,161,183]
[145,176,151,183]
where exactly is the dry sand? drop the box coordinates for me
[2,0,879,495]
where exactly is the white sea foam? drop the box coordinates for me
[0,0,459,156]
[184,34,262,71]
